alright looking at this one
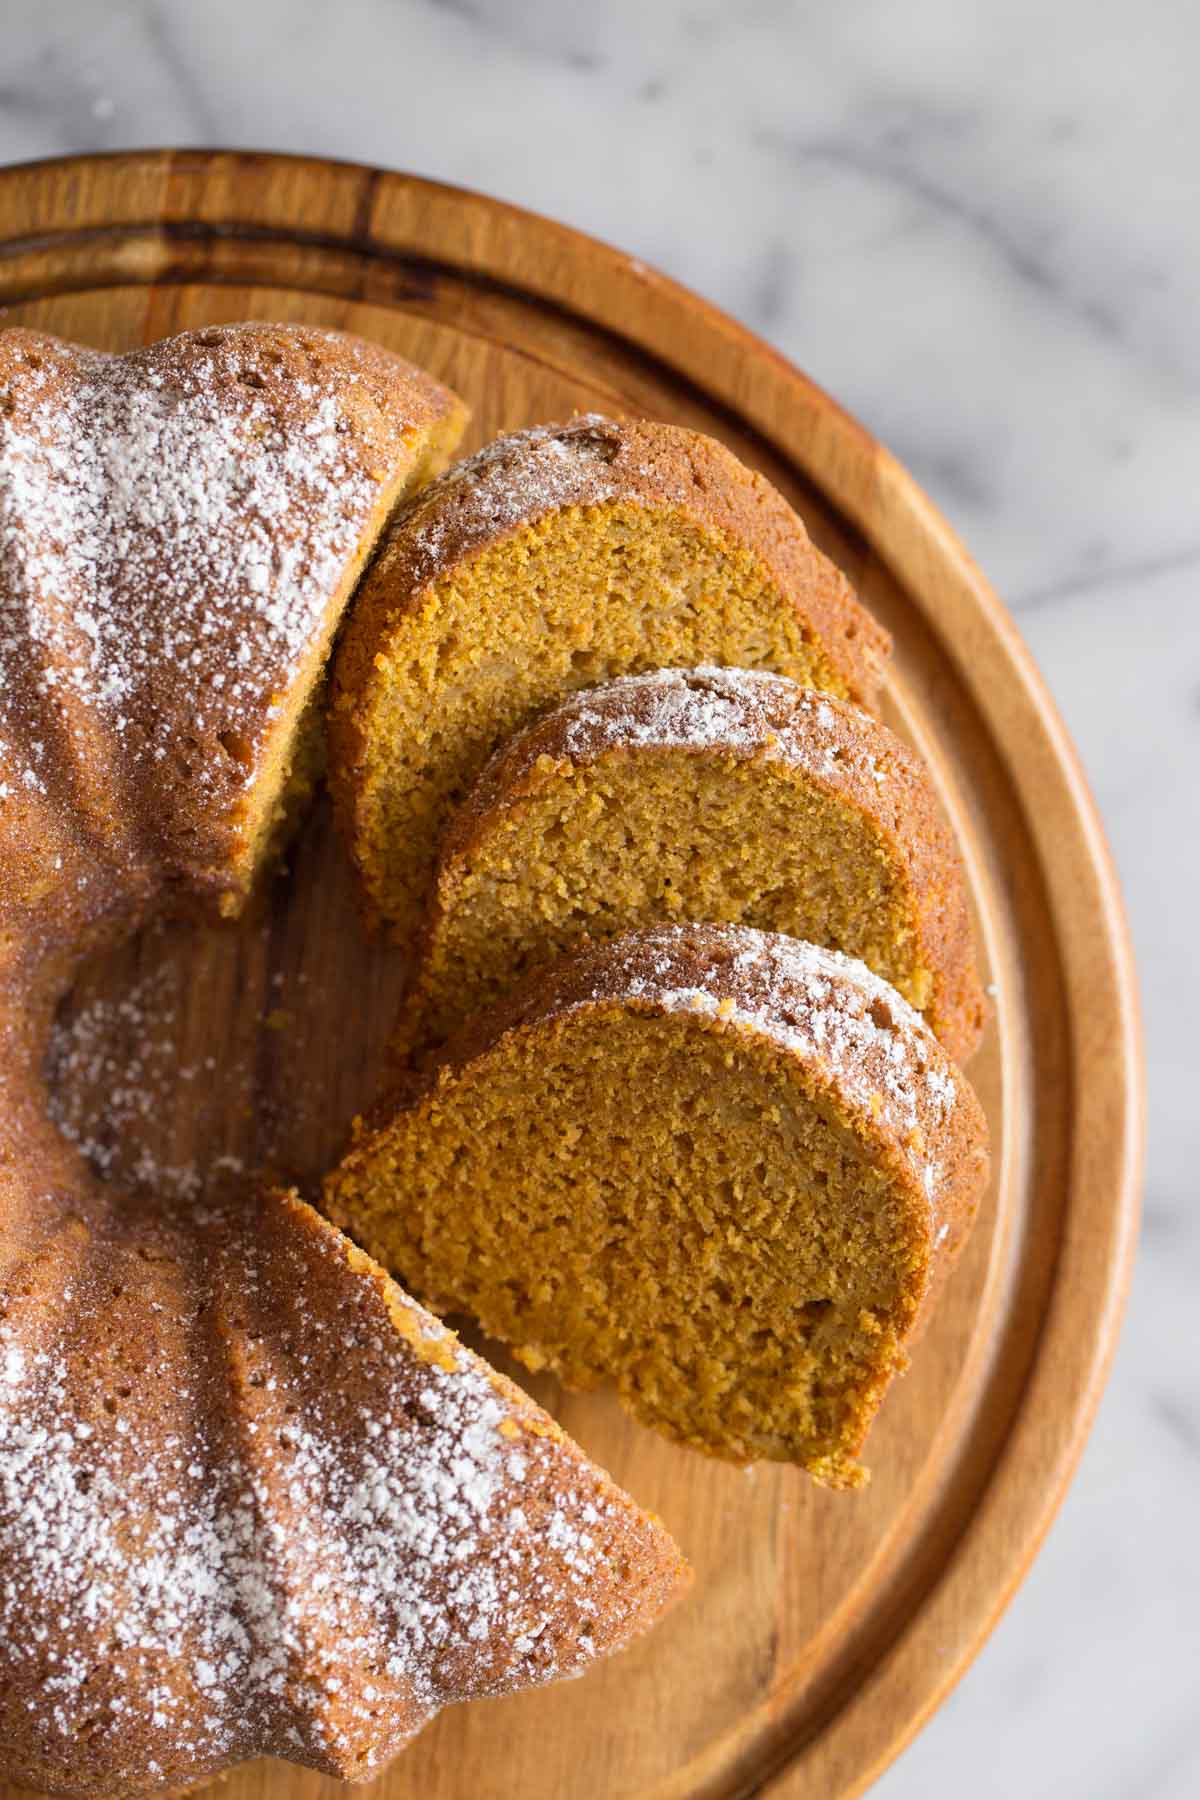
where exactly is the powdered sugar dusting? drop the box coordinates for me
[557,666,807,758]
[0,1334,296,1758]
[0,326,386,801]
[552,666,888,778]
[0,1191,667,1781]
[460,668,900,835]
[44,953,248,1201]
[392,415,618,590]
[574,924,961,1207]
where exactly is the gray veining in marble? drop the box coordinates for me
[3,3,1197,1795]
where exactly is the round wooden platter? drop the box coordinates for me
[0,152,1141,1800]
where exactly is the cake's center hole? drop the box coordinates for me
[44,800,409,1204]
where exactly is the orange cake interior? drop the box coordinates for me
[399,667,984,1065]
[327,926,989,1490]
[328,416,891,943]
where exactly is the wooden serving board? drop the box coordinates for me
[0,153,1142,1800]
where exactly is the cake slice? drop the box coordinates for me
[327,416,891,943]
[325,925,989,1489]
[397,667,985,1066]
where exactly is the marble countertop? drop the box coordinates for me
[4,3,1196,1794]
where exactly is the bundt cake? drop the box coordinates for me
[396,666,985,1067]
[0,325,686,1798]
[327,415,892,943]
[325,924,990,1490]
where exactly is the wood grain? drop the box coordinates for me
[0,152,1142,1800]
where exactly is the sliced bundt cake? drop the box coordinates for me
[326,925,989,1490]
[327,416,891,943]
[397,667,985,1066]
[0,325,686,1797]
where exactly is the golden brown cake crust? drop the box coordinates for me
[412,667,986,1064]
[0,321,467,935]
